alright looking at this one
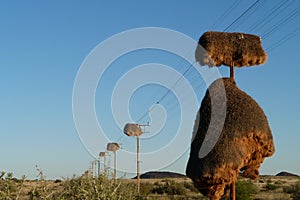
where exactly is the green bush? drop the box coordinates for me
[235,180,258,200]
[264,183,278,190]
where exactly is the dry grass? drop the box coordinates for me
[1,172,299,200]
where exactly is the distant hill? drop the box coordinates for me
[133,171,186,179]
[276,171,299,177]
[132,170,299,179]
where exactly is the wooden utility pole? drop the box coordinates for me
[137,134,140,193]
[230,182,236,200]
[230,62,235,81]
[136,122,149,194]
[113,151,117,181]
[107,143,120,181]
[91,161,94,177]
[94,160,97,177]
[99,152,106,176]
[230,61,235,200]
[123,122,150,194]
[98,158,100,177]
[104,154,106,175]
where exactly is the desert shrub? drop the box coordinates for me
[0,172,26,200]
[283,181,300,200]
[152,182,166,194]
[152,180,186,195]
[27,166,140,200]
[274,180,285,185]
[264,183,278,190]
[54,179,62,183]
[266,179,272,184]
[60,175,138,200]
[28,165,58,200]
[258,179,264,183]
[183,181,199,193]
[139,182,153,195]
[235,180,258,200]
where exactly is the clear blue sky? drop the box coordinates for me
[1,0,300,179]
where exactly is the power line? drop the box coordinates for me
[210,0,242,30]
[266,26,300,52]
[227,0,265,31]
[149,49,196,109]
[247,0,291,33]
[158,68,203,112]
[164,66,248,119]
[224,0,261,32]
[156,62,195,104]
[262,6,300,39]
[135,61,196,123]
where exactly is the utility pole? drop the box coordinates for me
[99,152,106,176]
[104,153,106,175]
[114,151,117,181]
[230,182,236,200]
[94,160,97,177]
[136,134,140,193]
[91,161,95,177]
[97,158,100,177]
[123,122,150,194]
[107,143,120,181]
[230,64,235,81]
[136,122,149,194]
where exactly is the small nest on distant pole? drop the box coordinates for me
[195,31,267,67]
[99,152,106,157]
[123,123,143,136]
[107,143,120,152]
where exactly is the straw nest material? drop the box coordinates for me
[123,123,143,136]
[99,152,106,157]
[186,78,274,200]
[107,143,120,152]
[195,31,267,67]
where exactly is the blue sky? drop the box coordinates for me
[1,0,300,179]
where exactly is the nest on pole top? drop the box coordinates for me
[107,143,120,152]
[195,31,267,67]
[186,78,275,200]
